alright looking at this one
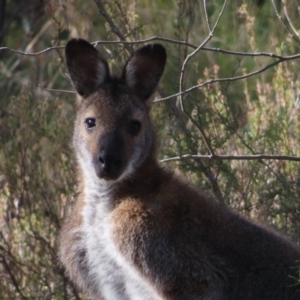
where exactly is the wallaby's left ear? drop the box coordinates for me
[123,44,166,100]
[65,38,109,97]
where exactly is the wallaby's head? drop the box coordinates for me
[65,39,166,182]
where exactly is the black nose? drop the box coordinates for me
[97,151,124,180]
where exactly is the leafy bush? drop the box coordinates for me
[1,0,300,298]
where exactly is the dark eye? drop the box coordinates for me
[128,120,141,136]
[85,118,96,129]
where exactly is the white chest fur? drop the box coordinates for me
[80,184,162,300]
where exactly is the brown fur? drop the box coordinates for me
[59,38,300,300]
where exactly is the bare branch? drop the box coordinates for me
[0,250,29,300]
[179,0,228,110]
[43,87,76,94]
[154,57,286,103]
[203,0,211,32]
[271,0,300,44]
[161,154,300,163]
[0,45,64,56]
[93,0,133,54]
[0,35,299,61]
[177,0,228,157]
[282,0,300,42]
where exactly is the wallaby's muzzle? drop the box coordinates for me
[93,133,126,181]
[96,151,125,180]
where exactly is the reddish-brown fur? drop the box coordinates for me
[59,38,300,300]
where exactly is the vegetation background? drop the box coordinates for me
[0,0,300,299]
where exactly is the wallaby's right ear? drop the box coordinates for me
[65,38,109,97]
[123,44,166,100]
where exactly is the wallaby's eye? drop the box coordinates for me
[85,118,96,129]
[128,120,141,136]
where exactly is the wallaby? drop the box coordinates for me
[59,38,300,300]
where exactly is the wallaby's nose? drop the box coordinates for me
[98,151,124,180]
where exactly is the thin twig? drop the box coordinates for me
[1,36,299,60]
[0,251,29,300]
[0,45,64,56]
[43,87,76,94]
[161,154,300,163]
[271,0,300,44]
[203,0,211,32]
[154,58,284,103]
[178,0,228,157]
[93,0,132,54]
[282,0,300,43]
[179,0,228,110]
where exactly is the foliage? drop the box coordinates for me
[0,0,300,298]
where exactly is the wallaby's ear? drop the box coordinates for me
[123,44,166,100]
[65,38,109,97]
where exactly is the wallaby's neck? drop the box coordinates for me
[79,153,167,206]
[114,156,167,200]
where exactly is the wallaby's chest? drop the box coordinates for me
[79,197,162,300]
